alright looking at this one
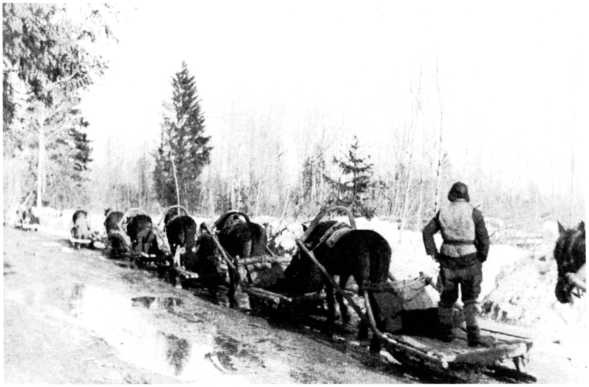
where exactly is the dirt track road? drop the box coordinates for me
[3,228,413,383]
[5,227,587,383]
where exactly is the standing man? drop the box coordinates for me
[422,182,490,347]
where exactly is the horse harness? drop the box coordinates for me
[308,222,353,252]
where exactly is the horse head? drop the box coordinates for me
[214,210,251,232]
[554,220,586,303]
[183,224,221,275]
[281,221,338,294]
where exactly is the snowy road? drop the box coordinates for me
[3,228,414,383]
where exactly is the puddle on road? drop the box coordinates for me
[206,332,266,373]
[113,261,135,269]
[64,283,248,382]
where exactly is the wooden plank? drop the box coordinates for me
[383,330,531,368]
[18,223,39,231]
[69,237,92,245]
[452,342,529,365]
[238,255,291,266]
[244,287,294,303]
[175,267,199,279]
[385,328,531,367]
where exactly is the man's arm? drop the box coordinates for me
[473,208,490,262]
[422,213,441,259]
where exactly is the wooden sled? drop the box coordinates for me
[15,222,39,231]
[244,242,535,382]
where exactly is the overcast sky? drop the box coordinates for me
[79,0,587,195]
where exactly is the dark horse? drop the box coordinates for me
[179,211,268,307]
[214,211,268,258]
[277,220,392,353]
[126,213,168,259]
[166,214,197,259]
[104,209,128,257]
[554,220,585,303]
[180,223,234,305]
[162,206,189,231]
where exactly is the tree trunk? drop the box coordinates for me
[170,154,180,207]
[433,60,444,216]
[36,122,45,208]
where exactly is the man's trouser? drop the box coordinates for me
[438,261,482,329]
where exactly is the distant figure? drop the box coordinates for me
[422,182,490,347]
[554,220,585,303]
[71,209,91,239]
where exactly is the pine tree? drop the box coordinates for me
[153,62,212,211]
[153,125,174,205]
[325,136,375,217]
[70,118,92,176]
[3,3,111,208]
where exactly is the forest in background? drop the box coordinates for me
[3,3,584,235]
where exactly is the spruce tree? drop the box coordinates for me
[154,62,212,211]
[325,136,375,217]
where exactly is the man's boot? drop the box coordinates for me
[438,306,455,342]
[467,326,493,347]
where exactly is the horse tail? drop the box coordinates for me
[369,231,392,283]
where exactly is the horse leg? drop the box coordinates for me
[367,292,383,355]
[325,282,336,335]
[337,274,351,324]
[228,269,238,308]
[354,250,373,341]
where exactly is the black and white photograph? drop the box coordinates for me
[2,0,586,383]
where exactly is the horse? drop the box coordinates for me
[166,215,197,259]
[104,209,129,258]
[126,213,168,259]
[277,220,392,353]
[176,211,266,307]
[180,224,234,305]
[162,206,189,231]
[214,211,268,259]
[554,220,585,303]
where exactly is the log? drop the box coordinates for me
[69,237,92,245]
[175,267,199,279]
[238,255,291,266]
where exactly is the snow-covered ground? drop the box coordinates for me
[14,207,587,376]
